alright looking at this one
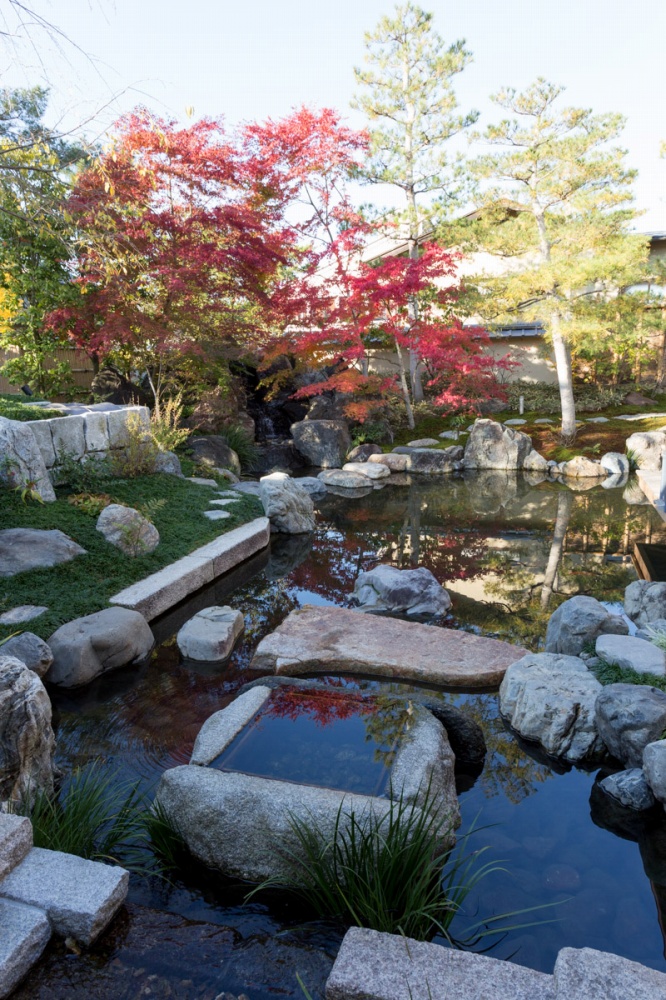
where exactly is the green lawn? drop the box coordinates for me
[0,475,263,642]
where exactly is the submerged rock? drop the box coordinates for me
[499,653,604,762]
[545,595,628,657]
[352,565,451,616]
[46,608,154,688]
[176,606,244,662]
[599,768,655,811]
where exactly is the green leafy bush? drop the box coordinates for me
[0,394,63,422]
[151,393,190,452]
[110,413,158,477]
[504,382,626,414]
[216,424,259,472]
[53,450,112,492]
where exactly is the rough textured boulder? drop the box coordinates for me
[499,653,604,762]
[318,469,371,488]
[625,430,666,470]
[353,565,451,616]
[0,634,53,678]
[176,606,244,662]
[0,528,86,579]
[154,450,183,476]
[189,436,241,477]
[595,683,666,767]
[343,461,390,480]
[596,634,666,676]
[643,739,666,809]
[624,580,666,626]
[259,475,315,534]
[560,455,606,479]
[636,618,666,640]
[600,452,630,476]
[523,450,549,473]
[0,655,55,806]
[347,443,383,462]
[96,504,160,556]
[291,419,351,468]
[0,416,55,502]
[463,419,532,470]
[408,448,463,474]
[368,452,409,472]
[545,595,628,656]
[599,769,655,811]
[46,608,154,688]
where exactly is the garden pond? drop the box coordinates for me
[16,472,666,999]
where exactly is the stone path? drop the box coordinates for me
[250,605,527,688]
[326,927,666,1000]
[0,815,128,998]
[109,517,270,619]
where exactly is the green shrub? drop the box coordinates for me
[110,413,158,477]
[217,424,259,472]
[504,382,626,414]
[0,394,64,422]
[52,449,112,492]
[151,393,190,452]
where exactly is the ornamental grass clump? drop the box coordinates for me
[248,786,530,945]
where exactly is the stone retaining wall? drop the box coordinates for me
[25,404,150,470]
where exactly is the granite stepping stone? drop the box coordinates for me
[203,509,231,520]
[0,899,51,999]
[0,606,48,625]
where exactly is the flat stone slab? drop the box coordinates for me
[0,606,48,625]
[553,946,666,999]
[0,898,51,999]
[325,927,556,1000]
[596,634,666,676]
[0,814,32,880]
[250,605,527,688]
[109,517,270,620]
[203,509,231,520]
[0,847,128,945]
[0,529,86,578]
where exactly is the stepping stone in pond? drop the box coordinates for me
[203,509,231,520]
[0,605,48,625]
[0,846,128,945]
[0,898,51,999]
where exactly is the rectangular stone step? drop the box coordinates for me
[0,898,51,999]
[0,814,32,880]
[553,947,666,999]
[0,847,128,945]
[325,927,556,1000]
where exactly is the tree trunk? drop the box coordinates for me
[550,313,577,443]
[394,336,415,429]
[657,325,666,388]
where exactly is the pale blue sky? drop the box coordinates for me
[2,0,665,227]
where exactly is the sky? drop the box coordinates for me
[2,0,665,229]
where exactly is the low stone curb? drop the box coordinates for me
[108,517,270,620]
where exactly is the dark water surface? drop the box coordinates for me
[19,473,666,998]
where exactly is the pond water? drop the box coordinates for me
[19,472,666,999]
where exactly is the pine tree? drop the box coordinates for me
[353,2,477,403]
[468,79,648,441]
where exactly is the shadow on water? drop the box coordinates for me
[27,472,666,997]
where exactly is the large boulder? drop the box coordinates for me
[291,419,351,468]
[176,606,244,662]
[96,504,160,557]
[0,634,53,678]
[600,452,630,477]
[595,683,666,767]
[189,436,241,477]
[545,595,628,656]
[643,739,666,809]
[352,565,452,616]
[596,634,666,676]
[0,655,55,806]
[407,448,463,474]
[368,452,409,472]
[499,653,604,762]
[0,416,55,502]
[253,439,308,476]
[154,450,183,477]
[0,528,86,579]
[462,419,532,470]
[598,769,655,811]
[259,474,315,534]
[559,455,606,479]
[624,580,666,626]
[523,450,549,473]
[46,608,155,688]
[625,430,666,470]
